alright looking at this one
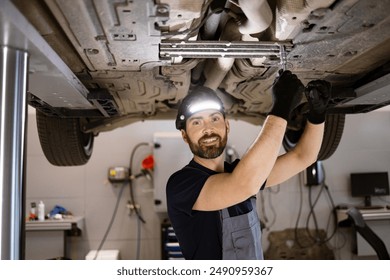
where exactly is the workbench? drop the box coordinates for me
[25,216,84,259]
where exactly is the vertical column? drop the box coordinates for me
[0,46,29,260]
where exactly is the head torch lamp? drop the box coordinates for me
[188,100,222,115]
[175,86,225,130]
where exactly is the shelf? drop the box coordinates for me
[26,216,84,233]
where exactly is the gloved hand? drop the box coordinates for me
[269,70,304,121]
[305,80,331,124]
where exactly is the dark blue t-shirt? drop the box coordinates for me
[166,159,254,260]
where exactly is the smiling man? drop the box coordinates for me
[166,71,330,260]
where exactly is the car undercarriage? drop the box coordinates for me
[2,0,390,165]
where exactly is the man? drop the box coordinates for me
[166,70,331,260]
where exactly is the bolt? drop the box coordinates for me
[86,48,99,55]
[156,5,169,14]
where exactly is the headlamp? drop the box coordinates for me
[188,100,222,115]
[175,86,225,130]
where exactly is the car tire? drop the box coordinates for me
[36,110,94,166]
[282,114,345,161]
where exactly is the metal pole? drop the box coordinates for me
[0,46,28,260]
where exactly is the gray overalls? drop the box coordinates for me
[221,197,264,260]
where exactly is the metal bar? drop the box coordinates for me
[279,45,287,70]
[0,46,29,260]
[160,41,291,59]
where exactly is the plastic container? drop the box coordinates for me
[38,201,45,221]
[30,202,36,215]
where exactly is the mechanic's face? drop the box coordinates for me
[182,110,229,159]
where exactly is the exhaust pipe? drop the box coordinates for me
[237,0,273,35]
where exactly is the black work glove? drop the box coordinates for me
[305,80,331,124]
[269,70,304,121]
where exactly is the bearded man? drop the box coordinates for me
[166,71,330,260]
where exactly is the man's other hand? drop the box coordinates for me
[305,80,331,124]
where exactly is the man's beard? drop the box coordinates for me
[187,132,227,159]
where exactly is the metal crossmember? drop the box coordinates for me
[160,40,291,67]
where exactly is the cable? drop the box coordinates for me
[93,142,151,260]
[128,179,146,224]
[295,172,317,248]
[129,142,150,172]
[128,142,152,259]
[305,183,324,242]
[309,166,345,247]
[295,165,347,252]
[295,169,327,248]
[304,182,346,251]
[128,142,150,224]
[266,186,279,229]
[319,184,345,247]
[136,208,142,260]
[315,163,342,246]
[93,182,126,260]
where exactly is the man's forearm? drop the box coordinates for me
[264,120,324,187]
[193,115,288,211]
[293,121,325,164]
[235,115,287,193]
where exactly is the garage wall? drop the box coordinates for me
[25,107,390,260]
[259,109,390,259]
